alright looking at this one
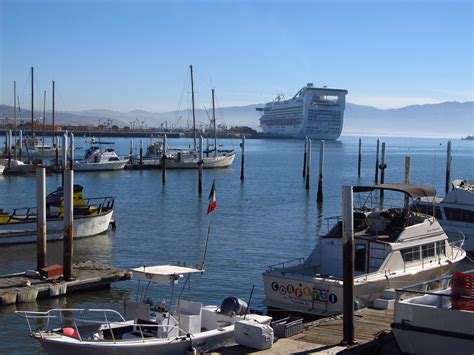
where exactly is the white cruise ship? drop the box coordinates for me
[257,83,348,140]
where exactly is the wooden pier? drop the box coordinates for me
[0,261,130,306]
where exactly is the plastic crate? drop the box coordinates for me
[451,272,474,311]
[271,317,303,338]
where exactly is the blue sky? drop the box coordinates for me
[0,0,472,112]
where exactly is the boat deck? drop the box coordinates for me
[0,261,130,307]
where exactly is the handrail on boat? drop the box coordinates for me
[267,257,305,271]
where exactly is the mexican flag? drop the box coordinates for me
[207,180,217,214]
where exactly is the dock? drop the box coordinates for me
[212,308,401,354]
[0,261,130,306]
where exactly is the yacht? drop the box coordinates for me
[411,179,474,253]
[257,83,348,140]
[73,140,128,171]
[392,270,474,354]
[262,184,466,316]
[16,264,272,354]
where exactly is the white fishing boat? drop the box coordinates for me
[73,139,127,171]
[16,264,272,355]
[0,158,32,174]
[257,83,348,140]
[411,179,474,253]
[0,185,114,244]
[392,270,474,355]
[262,184,466,317]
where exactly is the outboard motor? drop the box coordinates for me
[220,297,248,316]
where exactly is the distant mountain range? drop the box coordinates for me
[1,101,472,138]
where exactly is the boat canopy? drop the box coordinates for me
[353,184,436,199]
[131,265,204,284]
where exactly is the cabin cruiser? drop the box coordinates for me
[73,140,127,171]
[392,270,474,354]
[0,185,114,244]
[411,179,474,253]
[16,264,272,355]
[263,184,466,316]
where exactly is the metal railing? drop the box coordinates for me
[267,258,305,272]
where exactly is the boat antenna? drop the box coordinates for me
[190,65,197,154]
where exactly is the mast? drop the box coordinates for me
[31,66,34,137]
[13,81,17,157]
[42,90,46,162]
[52,80,55,145]
[212,88,217,157]
[190,65,196,153]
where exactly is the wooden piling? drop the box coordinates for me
[374,139,380,184]
[305,139,311,190]
[357,138,362,177]
[162,135,167,184]
[61,133,68,187]
[445,140,452,194]
[129,140,133,164]
[69,133,74,170]
[240,136,245,181]
[404,156,411,209]
[342,185,355,345]
[317,140,325,202]
[139,139,143,165]
[303,137,307,178]
[198,136,203,193]
[55,136,59,167]
[379,142,386,199]
[63,169,74,281]
[7,130,12,169]
[36,167,47,271]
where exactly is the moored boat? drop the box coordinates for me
[16,264,272,354]
[263,184,466,317]
[73,139,127,171]
[0,185,114,244]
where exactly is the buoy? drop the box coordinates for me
[62,327,79,338]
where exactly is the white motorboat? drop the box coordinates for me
[16,264,272,355]
[0,185,114,244]
[0,163,4,175]
[392,270,474,355]
[263,184,466,317]
[73,140,127,171]
[0,158,32,174]
[411,179,474,253]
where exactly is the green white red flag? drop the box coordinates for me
[207,180,216,214]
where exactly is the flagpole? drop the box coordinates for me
[200,214,212,270]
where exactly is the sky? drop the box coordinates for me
[0,0,473,113]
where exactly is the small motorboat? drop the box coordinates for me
[74,139,127,171]
[0,185,114,244]
[16,264,272,354]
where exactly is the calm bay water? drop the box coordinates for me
[0,136,473,354]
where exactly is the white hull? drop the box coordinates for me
[0,165,4,175]
[263,263,459,316]
[74,160,128,171]
[0,210,113,244]
[38,326,234,355]
[166,153,235,169]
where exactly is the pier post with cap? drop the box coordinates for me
[240,136,245,180]
[379,142,387,200]
[63,169,74,280]
[69,133,74,170]
[129,140,133,164]
[36,167,47,271]
[19,130,23,161]
[305,139,311,190]
[342,185,355,345]
[139,139,143,165]
[7,130,12,169]
[162,135,167,184]
[374,139,380,184]
[404,156,411,208]
[317,140,325,202]
[445,141,452,194]
[61,133,68,187]
[303,137,307,178]
[357,138,362,177]
[198,136,203,193]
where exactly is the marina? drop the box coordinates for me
[0,136,473,353]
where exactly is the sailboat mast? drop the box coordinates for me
[52,80,55,145]
[31,66,34,137]
[13,81,17,156]
[212,89,217,157]
[190,64,197,153]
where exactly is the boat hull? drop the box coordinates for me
[0,210,113,244]
[263,262,461,316]
[37,326,234,355]
[73,160,128,171]
[166,153,235,169]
